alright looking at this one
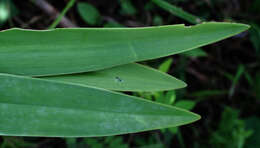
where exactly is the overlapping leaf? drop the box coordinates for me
[0,73,200,137]
[0,22,250,137]
[43,63,186,92]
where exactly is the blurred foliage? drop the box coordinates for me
[0,0,18,25]
[119,0,137,16]
[249,24,260,54]
[77,2,101,25]
[254,71,260,100]
[245,117,260,148]
[209,107,253,148]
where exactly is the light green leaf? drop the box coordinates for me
[175,100,196,110]
[0,73,200,137]
[0,0,10,24]
[181,48,207,58]
[77,2,101,25]
[158,58,173,73]
[0,22,249,76]
[43,63,186,92]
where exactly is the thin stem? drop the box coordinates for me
[30,0,77,28]
[48,0,76,29]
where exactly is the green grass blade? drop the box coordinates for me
[0,73,200,137]
[151,0,203,24]
[0,22,249,76]
[42,63,186,92]
[48,0,76,29]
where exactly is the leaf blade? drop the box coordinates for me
[0,22,249,76]
[43,63,186,92]
[0,73,200,137]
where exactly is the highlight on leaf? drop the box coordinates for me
[42,63,187,92]
[0,21,250,138]
[0,73,200,137]
[0,22,249,76]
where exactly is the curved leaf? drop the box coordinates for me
[0,22,249,76]
[0,73,200,137]
[43,63,186,92]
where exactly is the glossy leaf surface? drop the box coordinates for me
[0,22,249,76]
[43,63,186,92]
[0,73,200,137]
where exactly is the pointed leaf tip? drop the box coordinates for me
[43,63,187,92]
[0,22,249,76]
[0,73,199,137]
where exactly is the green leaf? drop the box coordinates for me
[229,64,245,97]
[84,138,103,148]
[209,107,253,148]
[65,138,77,148]
[119,0,137,15]
[151,0,203,24]
[77,2,101,25]
[254,71,260,100]
[0,22,249,76]
[165,90,176,104]
[175,100,196,110]
[168,127,178,135]
[43,63,186,92]
[0,0,10,24]
[181,48,207,58]
[249,23,260,53]
[158,58,173,73]
[0,73,200,137]
[153,15,163,26]
[49,0,76,29]
[245,117,260,148]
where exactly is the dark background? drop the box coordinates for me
[0,0,259,148]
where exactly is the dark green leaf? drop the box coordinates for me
[77,2,100,25]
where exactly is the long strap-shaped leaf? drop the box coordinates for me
[42,63,186,92]
[0,73,199,137]
[0,22,249,76]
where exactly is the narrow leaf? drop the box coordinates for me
[43,63,186,92]
[0,22,249,76]
[151,0,203,24]
[158,58,173,73]
[0,73,200,137]
[181,48,207,58]
[175,100,196,110]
